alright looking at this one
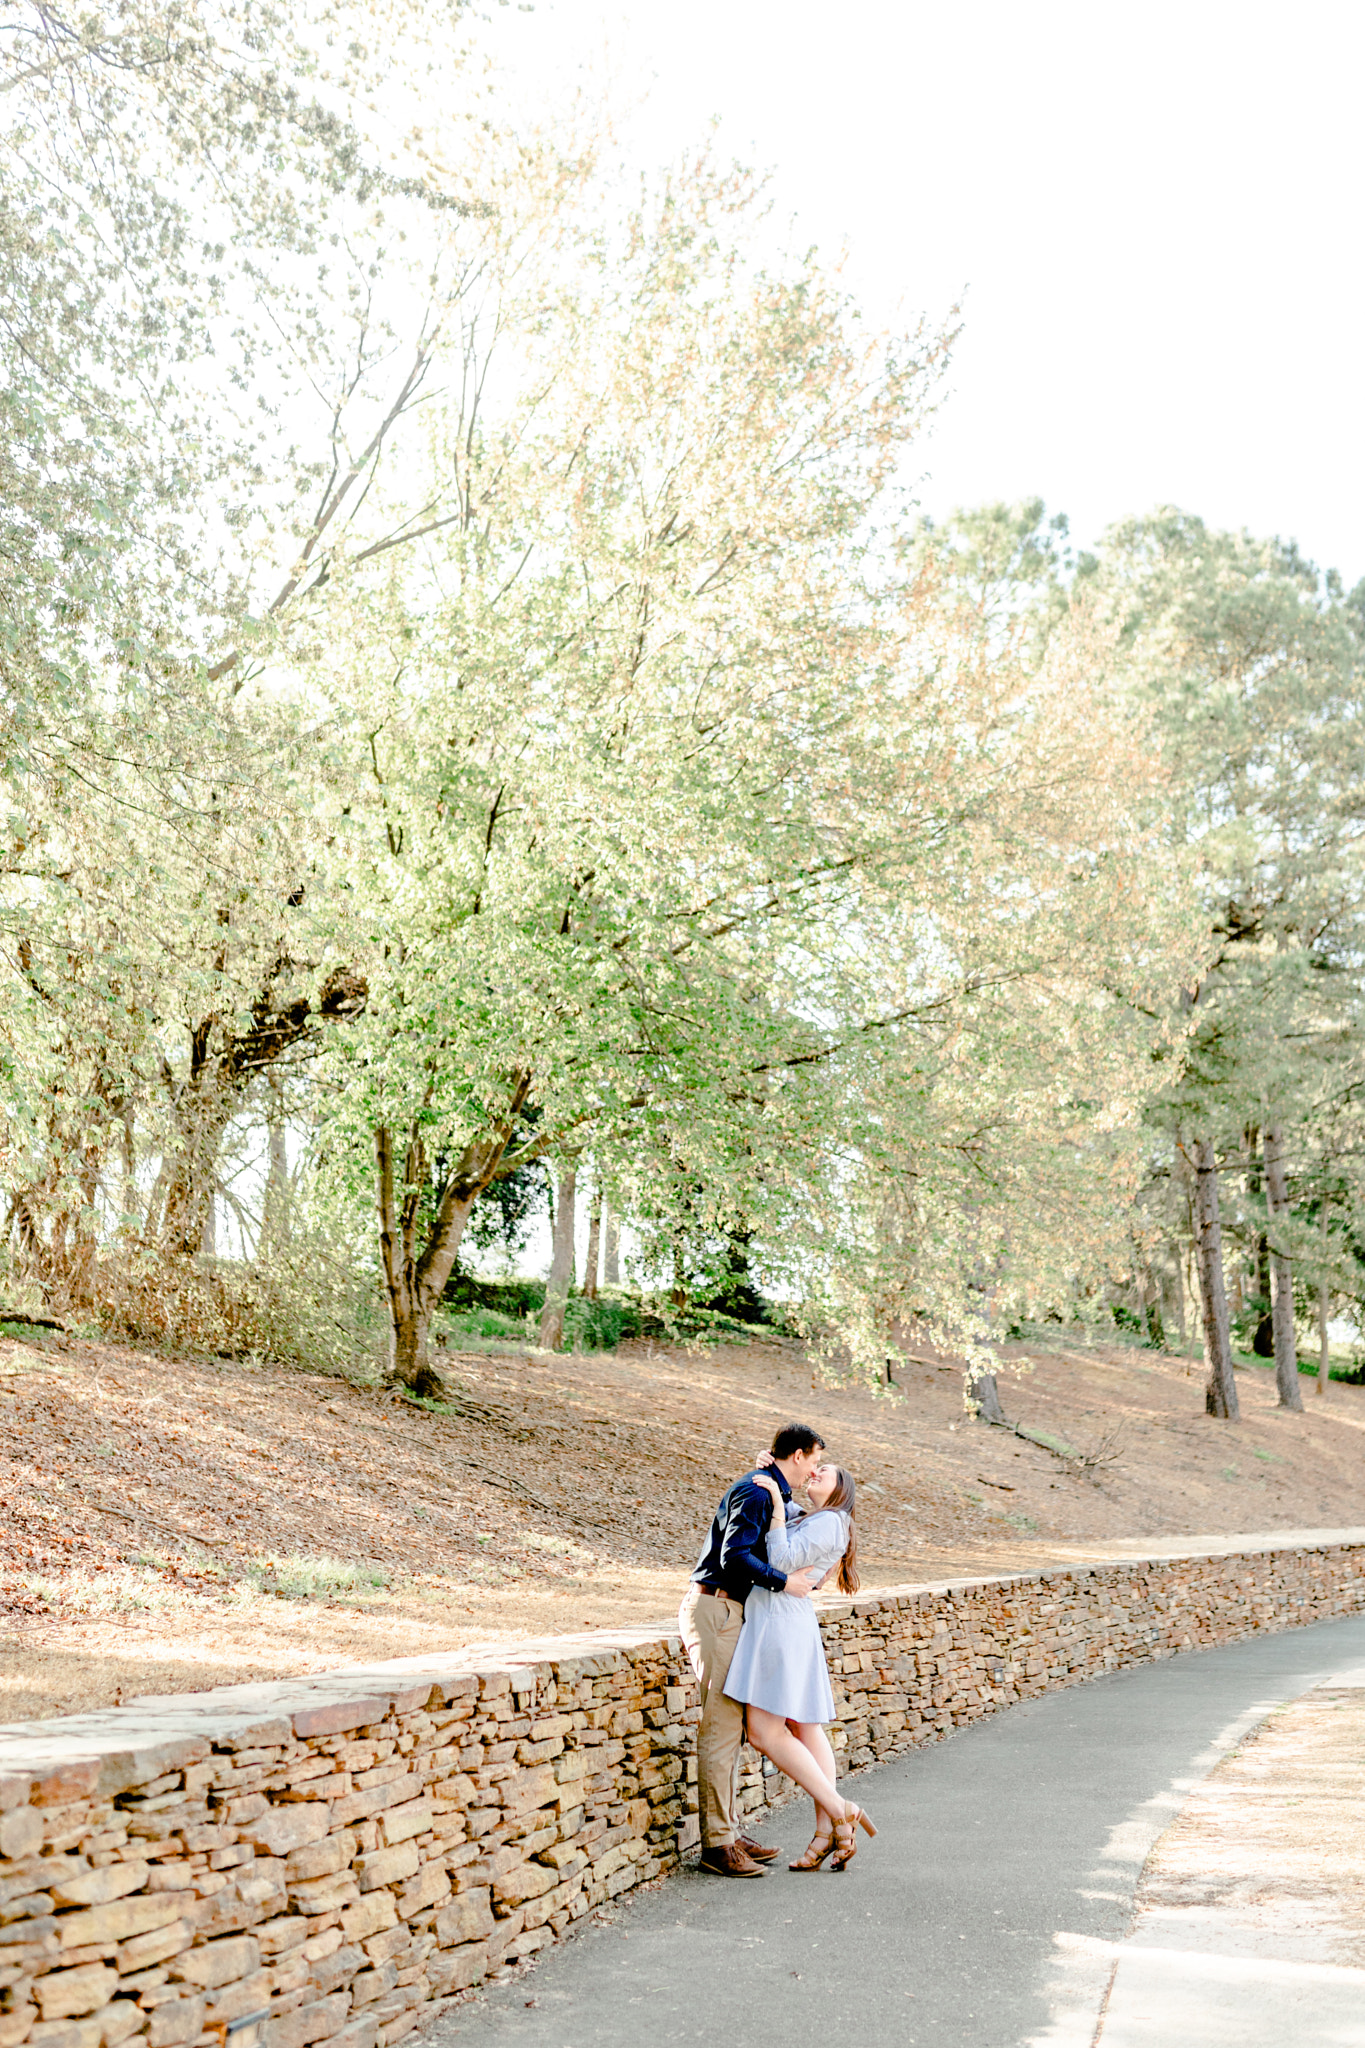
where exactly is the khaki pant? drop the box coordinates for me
[678,1584,746,1848]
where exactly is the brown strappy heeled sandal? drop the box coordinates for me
[829,1804,877,1872]
[788,1828,835,1872]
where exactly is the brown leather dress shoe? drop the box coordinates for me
[736,1835,778,1863]
[698,1844,767,1878]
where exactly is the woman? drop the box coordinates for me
[723,1462,877,1871]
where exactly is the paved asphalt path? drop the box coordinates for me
[428,1612,1365,2048]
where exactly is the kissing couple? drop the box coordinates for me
[678,1421,877,1877]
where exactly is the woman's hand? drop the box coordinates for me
[750,1472,783,1519]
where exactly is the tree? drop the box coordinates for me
[0,0,511,1306]
[538,1162,579,1354]
[1096,512,1365,1415]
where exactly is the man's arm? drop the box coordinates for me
[717,1480,818,1598]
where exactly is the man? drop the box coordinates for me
[678,1422,827,1877]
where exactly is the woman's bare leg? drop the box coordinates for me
[789,1719,839,1833]
[745,1707,848,1820]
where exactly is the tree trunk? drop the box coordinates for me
[1132,1254,1163,1347]
[1262,1118,1302,1412]
[1185,1248,1201,1358]
[1170,1247,1186,1349]
[583,1188,602,1301]
[120,1103,139,1237]
[603,1205,621,1286]
[378,1125,448,1395]
[966,1366,1006,1424]
[161,1093,232,1257]
[161,965,367,1257]
[390,1299,429,1390]
[1190,1135,1239,1421]
[1316,1203,1331,1400]
[538,1162,578,1351]
[375,1080,531,1392]
[261,1074,290,1255]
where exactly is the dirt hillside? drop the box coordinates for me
[4,1322,1364,1724]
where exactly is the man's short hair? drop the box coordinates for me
[771,1422,826,1460]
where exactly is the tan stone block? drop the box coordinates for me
[348,1964,396,2010]
[427,1944,486,1998]
[358,1993,407,2034]
[522,1879,576,1932]
[49,1870,149,1912]
[252,1919,308,1961]
[336,1899,394,1947]
[492,1860,557,1912]
[60,1900,179,1954]
[112,1923,193,1975]
[144,1999,204,2048]
[392,1866,446,1922]
[282,1842,347,1888]
[262,1993,349,2048]
[298,1930,343,1968]
[285,1877,357,1918]
[375,2015,418,2048]
[374,1805,429,1853]
[179,1829,232,1861]
[0,2006,35,2048]
[167,1935,259,1991]
[32,1768,99,1811]
[0,1918,59,1968]
[353,1930,402,1970]
[0,1811,43,1861]
[88,2000,144,2046]
[328,2022,375,2048]
[232,1867,288,1916]
[351,1850,415,1898]
[268,1955,309,2000]
[308,1949,362,2001]
[505,1767,558,1813]
[431,1890,492,1951]
[28,2022,85,2048]
[36,1967,119,2021]
[240,1811,329,1862]
[202,1972,271,2026]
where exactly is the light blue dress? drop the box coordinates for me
[722,1508,850,1724]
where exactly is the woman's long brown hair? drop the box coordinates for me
[822,1467,859,1594]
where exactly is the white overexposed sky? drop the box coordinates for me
[482,0,1365,586]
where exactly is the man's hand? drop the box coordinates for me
[783,1567,819,1598]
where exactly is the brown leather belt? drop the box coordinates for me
[696,1580,742,1602]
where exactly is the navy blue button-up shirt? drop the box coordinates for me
[690,1465,793,1603]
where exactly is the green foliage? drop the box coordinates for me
[439,1305,535,1344]
[561,1294,641,1353]
[442,1273,546,1319]
[1,3,1308,1404]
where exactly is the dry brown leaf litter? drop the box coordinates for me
[4,1325,1365,1722]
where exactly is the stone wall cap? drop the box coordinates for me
[1,1526,1361,1775]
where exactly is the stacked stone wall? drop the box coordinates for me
[3,1535,1363,2048]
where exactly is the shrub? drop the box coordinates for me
[443,1270,546,1318]
[439,1305,533,1343]
[57,1239,388,1380]
[562,1293,641,1352]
